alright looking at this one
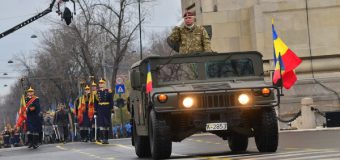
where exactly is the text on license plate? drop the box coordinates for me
[206,123,228,131]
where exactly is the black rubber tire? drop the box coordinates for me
[228,132,248,152]
[133,121,151,158]
[254,108,278,152]
[149,110,172,159]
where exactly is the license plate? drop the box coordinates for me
[206,123,228,131]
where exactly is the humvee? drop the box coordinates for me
[128,51,280,159]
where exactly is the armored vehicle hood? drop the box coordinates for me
[151,80,271,94]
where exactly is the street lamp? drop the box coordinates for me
[138,0,143,60]
[30,34,37,38]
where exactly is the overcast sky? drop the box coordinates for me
[0,0,181,97]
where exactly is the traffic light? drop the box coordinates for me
[116,98,125,108]
[63,7,73,25]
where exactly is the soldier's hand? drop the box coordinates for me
[173,26,180,31]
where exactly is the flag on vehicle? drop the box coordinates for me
[146,63,153,93]
[272,19,302,89]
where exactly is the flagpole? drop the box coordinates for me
[278,52,284,96]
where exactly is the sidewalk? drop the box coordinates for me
[280,126,340,133]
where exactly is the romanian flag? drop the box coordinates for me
[146,63,153,93]
[15,95,26,128]
[77,96,86,125]
[272,19,302,89]
[88,92,95,120]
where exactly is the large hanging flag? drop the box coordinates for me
[272,19,302,89]
[146,63,153,93]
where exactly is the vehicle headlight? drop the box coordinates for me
[238,94,250,105]
[261,88,271,95]
[157,94,168,103]
[183,97,194,108]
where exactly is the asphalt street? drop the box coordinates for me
[1,129,340,160]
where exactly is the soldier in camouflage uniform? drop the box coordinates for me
[168,11,212,54]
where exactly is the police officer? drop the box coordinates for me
[168,11,212,54]
[96,78,114,144]
[89,81,97,142]
[76,85,92,142]
[24,87,41,149]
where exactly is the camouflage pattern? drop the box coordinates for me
[168,24,212,54]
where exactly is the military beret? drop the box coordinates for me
[183,11,194,17]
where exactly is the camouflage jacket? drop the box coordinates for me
[168,24,212,54]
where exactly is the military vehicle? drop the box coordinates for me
[128,51,280,159]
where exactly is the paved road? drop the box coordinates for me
[1,129,340,160]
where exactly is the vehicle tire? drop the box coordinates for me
[254,108,278,152]
[133,121,151,158]
[149,110,172,159]
[228,132,248,152]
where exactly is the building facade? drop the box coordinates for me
[180,0,340,117]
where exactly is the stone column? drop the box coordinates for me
[300,97,316,129]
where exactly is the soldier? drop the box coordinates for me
[54,104,70,143]
[76,85,92,142]
[2,127,11,148]
[11,128,20,147]
[96,78,114,144]
[168,11,212,54]
[0,134,3,148]
[24,87,41,149]
[89,81,97,142]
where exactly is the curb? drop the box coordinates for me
[280,127,340,133]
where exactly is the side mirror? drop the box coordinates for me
[130,70,141,89]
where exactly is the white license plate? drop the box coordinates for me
[206,123,228,131]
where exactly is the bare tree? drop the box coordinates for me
[146,32,174,56]
[76,0,147,92]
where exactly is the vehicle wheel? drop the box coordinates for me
[149,110,172,159]
[228,132,248,152]
[133,121,151,158]
[254,108,278,152]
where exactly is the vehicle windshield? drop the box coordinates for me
[157,63,199,83]
[157,58,255,83]
[206,59,254,78]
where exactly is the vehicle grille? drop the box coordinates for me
[191,93,232,108]
[192,83,230,90]
[204,93,230,108]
